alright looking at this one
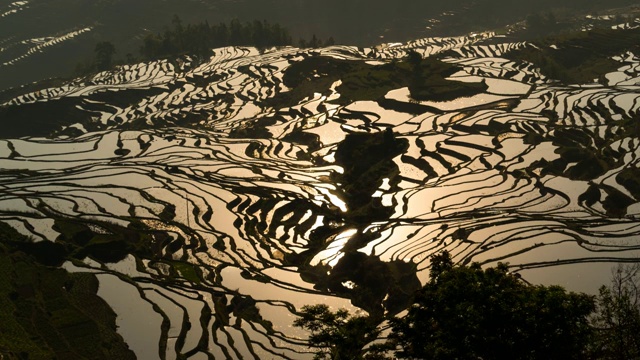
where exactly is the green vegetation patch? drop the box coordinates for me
[170,261,202,284]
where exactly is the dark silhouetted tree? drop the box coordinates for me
[310,34,320,48]
[139,18,294,60]
[94,41,116,71]
[324,37,335,46]
[388,251,595,359]
[294,304,387,359]
[590,263,640,359]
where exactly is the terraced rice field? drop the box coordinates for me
[1,20,640,358]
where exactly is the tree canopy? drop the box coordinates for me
[388,252,595,359]
[140,16,293,60]
[590,263,640,359]
[94,41,116,71]
[296,252,640,359]
[293,304,383,360]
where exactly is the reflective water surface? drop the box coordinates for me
[1,26,640,358]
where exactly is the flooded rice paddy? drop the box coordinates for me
[1,25,640,358]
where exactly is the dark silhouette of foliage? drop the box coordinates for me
[388,251,595,359]
[140,16,293,60]
[299,34,335,48]
[590,263,640,359]
[308,252,421,319]
[293,304,387,360]
[525,12,560,35]
[333,129,408,222]
[94,41,116,71]
[296,252,609,359]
